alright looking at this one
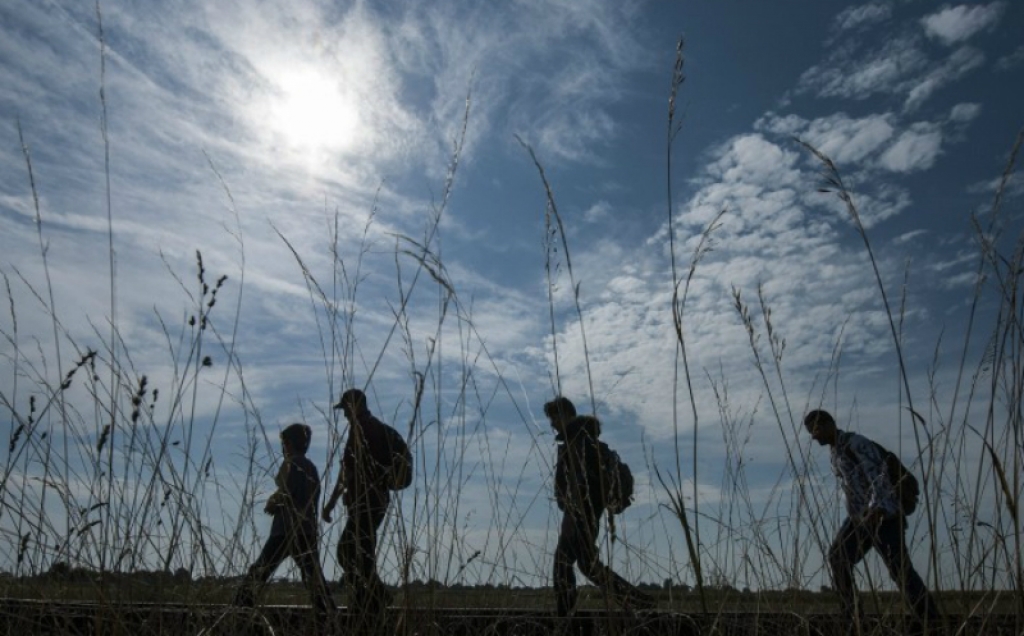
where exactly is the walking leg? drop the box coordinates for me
[873,516,940,635]
[234,534,287,608]
[828,518,872,635]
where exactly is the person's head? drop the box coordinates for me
[334,388,368,422]
[544,396,576,435]
[280,423,312,456]
[803,409,837,446]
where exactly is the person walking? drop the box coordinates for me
[233,423,334,628]
[545,396,654,618]
[323,388,395,630]
[804,409,940,636]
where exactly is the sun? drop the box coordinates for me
[269,68,361,154]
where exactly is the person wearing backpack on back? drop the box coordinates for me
[545,396,655,618]
[804,409,940,636]
[323,388,401,630]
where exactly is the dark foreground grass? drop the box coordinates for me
[0,595,1021,636]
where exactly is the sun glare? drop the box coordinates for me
[269,69,361,153]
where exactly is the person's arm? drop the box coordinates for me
[264,461,289,514]
[265,491,286,514]
[324,433,353,522]
[322,470,343,522]
[553,445,568,511]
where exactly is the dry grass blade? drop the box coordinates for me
[975,433,1019,527]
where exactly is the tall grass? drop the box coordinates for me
[0,24,1021,636]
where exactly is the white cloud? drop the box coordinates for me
[921,2,1006,46]
[544,132,925,449]
[878,124,944,173]
[753,112,939,224]
[949,102,981,123]
[396,0,649,167]
[706,134,803,187]
[754,113,807,136]
[583,200,614,223]
[834,4,892,32]
[893,229,929,245]
[798,35,927,100]
[968,172,1024,201]
[758,112,896,166]
[534,108,618,163]
[841,182,912,227]
[800,8,993,112]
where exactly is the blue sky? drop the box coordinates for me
[1,0,1022,592]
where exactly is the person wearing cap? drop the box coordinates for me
[233,423,334,627]
[323,388,393,627]
[804,409,940,636]
[545,396,654,617]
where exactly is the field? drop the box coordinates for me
[0,573,1021,634]
[0,587,1021,635]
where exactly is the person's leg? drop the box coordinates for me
[360,503,391,611]
[573,513,654,611]
[338,510,361,595]
[872,515,940,634]
[234,533,287,607]
[827,517,873,633]
[340,502,390,632]
[292,532,336,621]
[553,512,580,617]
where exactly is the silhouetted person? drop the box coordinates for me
[804,409,940,636]
[546,396,654,618]
[234,423,334,627]
[323,388,393,630]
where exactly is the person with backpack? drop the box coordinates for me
[545,396,655,618]
[233,423,335,628]
[323,388,411,629]
[804,409,940,636]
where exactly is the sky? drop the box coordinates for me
[1,0,1022,593]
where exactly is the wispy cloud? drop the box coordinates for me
[797,5,1005,112]
[797,34,927,101]
[903,45,985,112]
[995,45,1024,71]
[833,3,892,33]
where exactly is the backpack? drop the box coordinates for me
[845,439,919,516]
[596,441,634,514]
[874,441,919,516]
[381,424,413,491]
